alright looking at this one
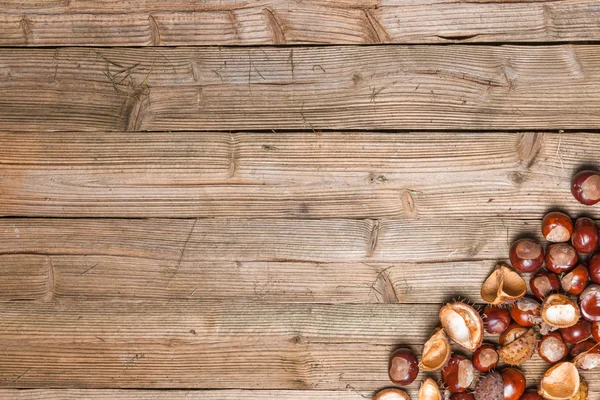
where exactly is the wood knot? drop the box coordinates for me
[401,190,417,218]
[516,132,543,168]
[508,171,527,186]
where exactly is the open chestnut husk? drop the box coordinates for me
[561,265,589,296]
[571,170,600,206]
[509,298,541,327]
[481,264,526,305]
[538,333,568,364]
[542,212,573,243]
[560,319,592,344]
[442,354,474,393]
[509,239,544,273]
[538,362,579,400]
[579,284,600,322]
[572,340,600,370]
[472,344,499,373]
[420,327,451,372]
[501,368,526,400]
[541,294,580,328]
[474,372,503,400]
[571,377,589,400]
[419,378,443,400]
[499,323,529,346]
[572,217,599,254]
[439,302,483,352]
[498,328,537,366]
[530,271,561,300]
[545,243,578,274]
[483,305,511,335]
[388,348,419,385]
[588,251,600,284]
[373,388,411,400]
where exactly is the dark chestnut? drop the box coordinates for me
[509,298,540,327]
[588,250,600,284]
[537,333,568,364]
[451,394,476,400]
[501,368,526,400]
[561,264,589,296]
[483,306,511,335]
[509,239,544,273]
[388,348,418,385]
[442,354,474,393]
[545,243,578,274]
[571,170,600,205]
[580,284,600,322]
[570,339,597,358]
[572,217,599,254]
[499,323,528,346]
[472,344,499,373]
[561,319,592,344]
[593,321,600,342]
[519,389,544,400]
[529,271,561,300]
[542,212,573,243]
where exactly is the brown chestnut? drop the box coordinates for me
[509,239,544,273]
[388,348,418,385]
[561,264,589,296]
[570,338,597,358]
[509,298,540,327]
[588,250,600,284]
[483,305,511,335]
[572,217,599,254]
[499,323,528,346]
[518,389,544,400]
[451,394,475,400]
[472,344,499,373]
[537,333,568,364]
[501,368,526,400]
[571,170,600,205]
[592,321,600,342]
[580,284,600,322]
[542,211,573,243]
[545,243,578,274]
[442,354,474,393]
[529,271,561,300]
[561,319,592,344]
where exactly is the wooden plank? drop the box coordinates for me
[1,46,600,131]
[1,0,600,46]
[1,131,599,219]
[0,299,597,390]
[0,218,537,263]
[0,255,49,301]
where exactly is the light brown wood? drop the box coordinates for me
[1,0,599,46]
[0,255,49,301]
[2,46,600,131]
[1,131,598,218]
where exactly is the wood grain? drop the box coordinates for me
[2,46,600,131]
[1,131,598,218]
[0,255,49,301]
[1,0,599,46]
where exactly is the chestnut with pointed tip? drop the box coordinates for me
[501,368,526,400]
[509,298,541,327]
[529,271,561,300]
[537,333,568,364]
[571,170,600,205]
[561,264,589,296]
[545,243,578,274]
[472,344,499,373]
[579,285,600,322]
[442,354,474,393]
[388,348,419,386]
[483,305,511,335]
[572,217,599,254]
[542,212,573,243]
[561,319,592,344]
[509,239,544,273]
[588,251,600,284]
[519,389,544,400]
[373,388,411,400]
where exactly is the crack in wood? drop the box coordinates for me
[362,9,390,44]
[263,7,286,44]
[367,220,381,257]
[148,15,161,46]
[19,17,32,45]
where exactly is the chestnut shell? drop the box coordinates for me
[501,368,526,400]
[542,212,573,243]
[388,348,418,385]
[442,354,475,393]
[483,306,511,335]
[572,217,599,254]
[588,251,600,284]
[545,243,578,274]
[529,271,561,300]
[509,239,544,273]
[571,170,600,206]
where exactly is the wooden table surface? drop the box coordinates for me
[1,1,600,398]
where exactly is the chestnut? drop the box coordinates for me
[570,339,597,358]
[442,354,474,393]
[451,394,475,400]
[588,250,600,284]
[537,333,568,364]
[509,239,544,273]
[541,294,581,328]
[499,323,528,346]
[501,368,526,400]
[571,170,600,205]
[509,298,540,327]
[560,319,592,344]
[580,284,600,322]
[561,264,589,296]
[542,211,573,243]
[373,388,410,400]
[572,217,599,254]
[518,389,544,400]
[388,348,418,385]
[545,243,578,274]
[483,305,511,335]
[529,271,561,300]
[472,344,499,373]
[592,321,600,342]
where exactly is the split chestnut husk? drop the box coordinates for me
[439,302,483,352]
[373,388,411,400]
[480,264,526,305]
[497,329,537,366]
[419,378,443,400]
[538,362,579,400]
[572,341,600,370]
[541,294,580,328]
[474,372,503,400]
[420,328,451,372]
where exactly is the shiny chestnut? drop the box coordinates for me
[580,284,600,322]
[472,344,499,373]
[509,239,544,273]
[509,298,540,327]
[442,354,474,393]
[542,212,573,243]
[388,348,418,385]
[561,264,589,296]
[572,217,599,254]
[501,368,526,400]
[519,389,544,400]
[588,250,600,284]
[483,306,511,335]
[571,170,600,205]
[451,394,475,400]
[499,323,528,346]
[529,271,561,300]
[537,333,568,364]
[570,339,597,358]
[593,321,600,342]
[545,243,578,274]
[561,319,592,344]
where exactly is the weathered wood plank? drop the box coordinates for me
[0,218,537,263]
[0,255,49,301]
[1,0,599,46]
[0,299,597,390]
[0,131,598,218]
[1,46,599,131]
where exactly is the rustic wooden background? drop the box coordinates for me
[1,0,600,398]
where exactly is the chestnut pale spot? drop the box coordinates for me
[540,336,566,363]
[516,241,541,260]
[548,244,576,266]
[390,357,409,380]
[546,305,577,325]
[458,359,474,389]
[582,174,600,201]
[536,276,552,294]
[478,348,499,369]
[546,226,570,242]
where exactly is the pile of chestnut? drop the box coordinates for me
[373,170,600,400]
